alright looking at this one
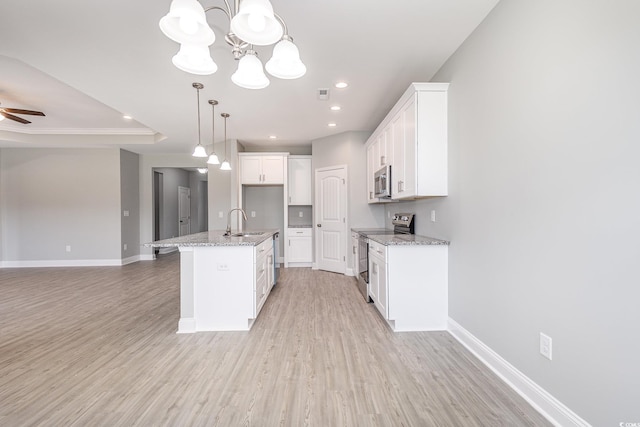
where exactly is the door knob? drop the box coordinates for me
[317,224,322,227]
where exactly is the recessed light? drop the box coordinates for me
[197,168,208,174]
[328,123,337,127]
[335,82,348,89]
[330,105,341,111]
[123,115,132,120]
[269,135,277,139]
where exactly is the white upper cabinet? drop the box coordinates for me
[288,156,312,205]
[239,154,285,185]
[365,82,448,201]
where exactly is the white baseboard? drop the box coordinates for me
[177,318,196,333]
[345,267,354,277]
[121,255,140,265]
[1,256,146,268]
[287,262,312,268]
[1,259,123,268]
[447,318,591,427]
[139,254,156,261]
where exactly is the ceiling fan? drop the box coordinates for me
[0,102,45,124]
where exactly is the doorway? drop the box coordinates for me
[315,165,347,274]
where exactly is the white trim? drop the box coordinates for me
[177,318,196,333]
[139,254,156,261]
[1,259,124,268]
[287,262,312,268]
[121,255,140,265]
[0,126,156,136]
[447,318,591,427]
[345,267,354,277]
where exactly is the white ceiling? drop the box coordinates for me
[0,0,499,154]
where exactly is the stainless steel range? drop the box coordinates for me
[356,213,415,301]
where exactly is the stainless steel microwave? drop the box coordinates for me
[374,165,391,198]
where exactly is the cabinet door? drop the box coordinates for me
[401,97,417,198]
[376,258,388,318]
[369,254,379,303]
[391,111,405,198]
[288,236,312,262]
[366,145,376,203]
[262,156,284,184]
[351,235,359,276]
[288,157,312,205]
[380,126,392,168]
[240,156,263,184]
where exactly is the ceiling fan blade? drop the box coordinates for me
[0,111,31,124]
[3,108,45,116]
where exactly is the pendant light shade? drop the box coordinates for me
[230,0,283,46]
[159,0,215,45]
[207,153,220,164]
[265,37,306,79]
[231,50,270,89]
[191,82,208,157]
[172,43,218,75]
[220,112,231,171]
[192,144,207,157]
[207,99,220,164]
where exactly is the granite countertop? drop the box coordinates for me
[288,225,312,228]
[352,228,450,246]
[144,230,277,247]
[367,234,450,246]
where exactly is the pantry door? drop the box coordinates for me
[315,166,347,274]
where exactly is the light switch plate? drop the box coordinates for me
[299,211,303,217]
[251,211,256,218]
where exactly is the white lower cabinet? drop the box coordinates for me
[255,238,274,315]
[287,227,312,265]
[368,240,448,331]
[368,240,387,318]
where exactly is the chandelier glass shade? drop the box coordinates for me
[159,0,306,89]
[265,37,306,79]
[231,50,270,89]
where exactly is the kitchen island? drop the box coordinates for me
[145,230,277,333]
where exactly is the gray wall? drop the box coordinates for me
[189,171,208,233]
[386,1,640,425]
[312,131,385,267]
[208,139,240,231]
[0,148,121,261]
[120,149,140,259]
[154,167,190,240]
[139,153,216,258]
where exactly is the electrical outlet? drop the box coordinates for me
[217,263,229,271]
[431,210,436,222]
[124,243,128,251]
[218,211,223,218]
[65,245,71,252]
[123,210,129,217]
[251,211,256,218]
[299,211,303,217]
[540,333,552,360]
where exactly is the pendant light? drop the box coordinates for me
[191,82,207,157]
[265,35,306,79]
[219,113,231,171]
[207,100,220,165]
[230,0,283,46]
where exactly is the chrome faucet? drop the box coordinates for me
[225,208,248,236]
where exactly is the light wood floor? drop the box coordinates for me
[0,254,551,426]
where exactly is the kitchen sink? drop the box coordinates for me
[228,231,265,237]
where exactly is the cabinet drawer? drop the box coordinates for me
[368,240,386,260]
[256,238,272,259]
[288,228,312,237]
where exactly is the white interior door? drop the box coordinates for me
[315,166,347,274]
[178,186,191,236]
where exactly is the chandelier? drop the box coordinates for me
[159,0,306,89]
